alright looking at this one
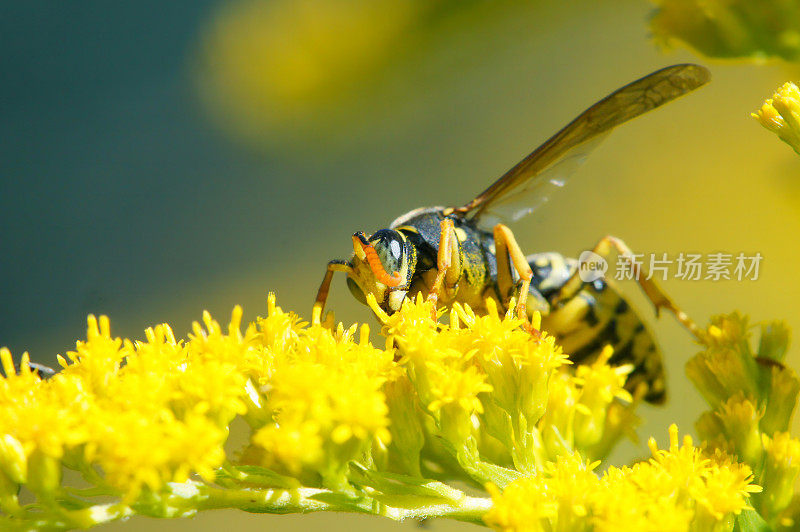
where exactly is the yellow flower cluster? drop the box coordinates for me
[539,346,638,462]
[484,425,760,532]
[0,313,244,502]
[369,295,641,479]
[0,295,786,530]
[689,313,800,530]
[0,294,398,519]
[249,297,397,488]
[371,296,564,455]
[650,0,800,61]
[753,81,800,156]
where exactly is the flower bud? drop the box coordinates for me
[761,365,800,435]
[0,435,27,484]
[384,378,424,476]
[26,450,61,497]
[757,432,800,518]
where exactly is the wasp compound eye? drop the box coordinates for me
[352,232,402,288]
[368,229,405,272]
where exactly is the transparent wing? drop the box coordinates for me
[474,134,606,230]
[454,64,710,224]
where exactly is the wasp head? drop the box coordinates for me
[347,229,417,313]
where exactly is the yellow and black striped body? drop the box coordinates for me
[527,252,665,404]
[389,207,665,404]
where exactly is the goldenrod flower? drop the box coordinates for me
[687,314,761,408]
[699,313,750,350]
[572,346,634,450]
[762,364,800,434]
[382,377,424,476]
[0,298,790,529]
[753,82,800,155]
[484,476,559,530]
[370,294,569,474]
[713,394,764,466]
[538,347,640,462]
[484,426,759,531]
[690,312,800,530]
[86,408,227,497]
[244,295,397,492]
[252,421,324,475]
[758,432,800,519]
[538,370,582,458]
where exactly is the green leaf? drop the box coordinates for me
[735,508,773,532]
[349,464,464,500]
[215,465,299,488]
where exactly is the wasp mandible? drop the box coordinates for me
[313,64,710,404]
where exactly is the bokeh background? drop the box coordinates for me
[1,1,799,530]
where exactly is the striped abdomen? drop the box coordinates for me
[527,252,666,404]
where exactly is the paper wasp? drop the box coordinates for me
[313,64,710,403]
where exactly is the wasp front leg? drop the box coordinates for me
[493,224,538,326]
[313,259,352,325]
[551,235,700,338]
[426,219,462,314]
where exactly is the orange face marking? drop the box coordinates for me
[356,237,402,287]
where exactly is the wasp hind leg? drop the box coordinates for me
[551,235,700,339]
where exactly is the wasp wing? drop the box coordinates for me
[454,64,710,223]
[471,134,607,230]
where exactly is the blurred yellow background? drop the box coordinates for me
[1,1,799,530]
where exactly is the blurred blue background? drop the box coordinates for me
[1,1,799,530]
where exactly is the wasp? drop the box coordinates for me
[313,64,709,404]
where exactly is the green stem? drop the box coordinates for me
[380,495,491,523]
[11,502,135,531]
[198,485,342,514]
[197,484,491,524]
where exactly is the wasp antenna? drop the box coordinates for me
[352,234,367,260]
